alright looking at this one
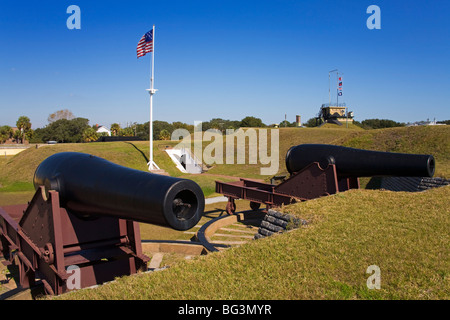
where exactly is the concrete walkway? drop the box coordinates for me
[148,253,164,269]
[205,196,228,204]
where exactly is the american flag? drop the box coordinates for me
[137,30,153,58]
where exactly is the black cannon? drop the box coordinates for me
[0,152,205,295]
[33,152,205,231]
[216,144,435,214]
[285,144,435,178]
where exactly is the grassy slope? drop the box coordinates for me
[206,124,365,179]
[58,186,449,300]
[1,125,448,191]
[0,126,362,202]
[0,125,448,209]
[336,125,450,178]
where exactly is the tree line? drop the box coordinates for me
[0,116,32,144]
[0,111,271,144]
[1,110,446,144]
[303,117,407,129]
[109,116,267,141]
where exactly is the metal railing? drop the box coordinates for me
[321,103,347,108]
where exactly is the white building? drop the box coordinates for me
[96,125,111,136]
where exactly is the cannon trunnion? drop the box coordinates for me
[0,152,205,295]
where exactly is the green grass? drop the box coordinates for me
[0,191,35,206]
[1,125,448,300]
[0,142,149,190]
[0,181,34,192]
[336,125,450,178]
[1,126,449,195]
[1,125,448,205]
[56,186,449,300]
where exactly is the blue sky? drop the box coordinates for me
[1,0,449,129]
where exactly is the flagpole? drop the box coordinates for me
[336,71,341,108]
[147,24,159,171]
[328,69,337,107]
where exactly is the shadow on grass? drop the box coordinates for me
[124,142,149,164]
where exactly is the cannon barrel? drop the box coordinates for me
[33,152,205,230]
[285,144,435,178]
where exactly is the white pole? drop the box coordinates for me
[151,24,155,89]
[149,25,154,170]
[148,25,159,171]
[328,69,338,107]
[328,72,331,107]
[149,94,154,170]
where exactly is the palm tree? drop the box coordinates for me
[158,129,171,140]
[110,123,121,136]
[0,125,13,143]
[16,116,31,144]
[82,127,99,142]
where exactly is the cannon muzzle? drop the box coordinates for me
[33,152,204,230]
[285,144,435,178]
